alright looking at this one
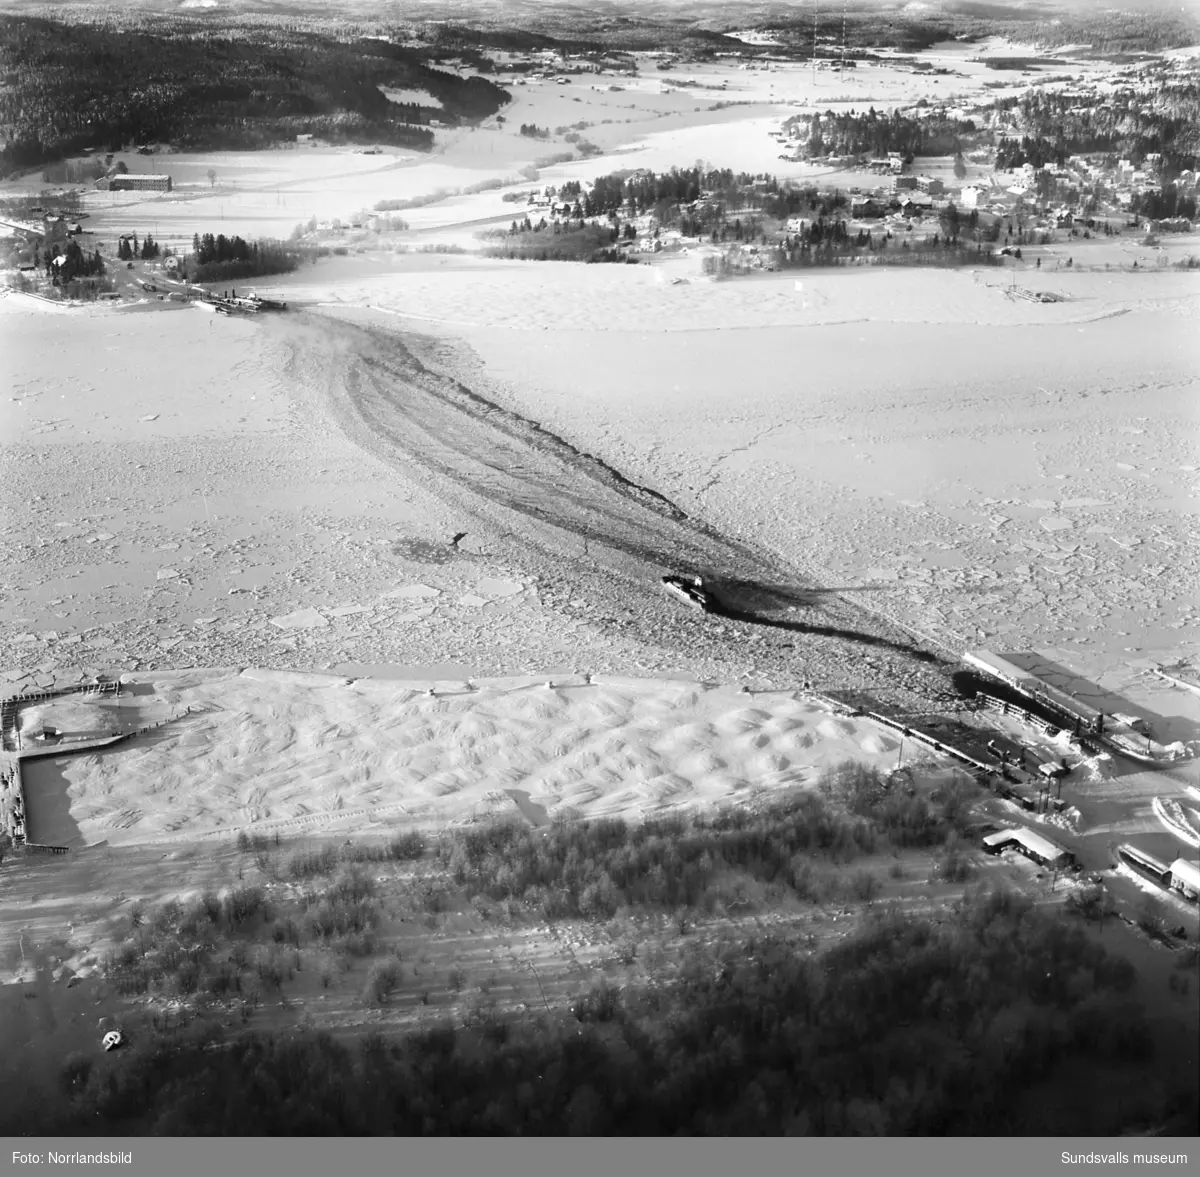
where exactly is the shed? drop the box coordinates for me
[983,826,1073,868]
[982,829,1017,853]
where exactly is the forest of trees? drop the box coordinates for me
[1130,183,1198,222]
[1022,10,1200,55]
[47,236,105,284]
[784,107,982,160]
[992,84,1200,175]
[184,233,302,282]
[0,13,511,175]
[11,883,1196,1135]
[482,221,631,264]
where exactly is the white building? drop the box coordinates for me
[960,186,985,209]
[110,174,172,192]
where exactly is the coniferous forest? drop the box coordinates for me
[0,12,511,175]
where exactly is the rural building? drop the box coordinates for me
[916,176,944,195]
[893,175,918,191]
[960,185,985,209]
[982,826,1074,870]
[110,174,172,192]
[1168,859,1200,901]
[850,198,884,218]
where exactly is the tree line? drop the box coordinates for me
[784,106,981,160]
[433,763,977,921]
[118,234,160,261]
[1130,183,1198,222]
[182,233,302,283]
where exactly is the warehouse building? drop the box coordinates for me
[982,826,1075,870]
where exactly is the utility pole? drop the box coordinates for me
[525,960,551,1014]
[812,3,818,87]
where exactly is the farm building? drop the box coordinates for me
[1168,859,1200,901]
[983,826,1074,869]
[110,174,172,192]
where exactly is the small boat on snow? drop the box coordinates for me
[661,574,717,613]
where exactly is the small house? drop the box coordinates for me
[850,198,884,219]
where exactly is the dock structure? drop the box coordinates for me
[0,679,190,854]
[963,651,1103,736]
[1,753,26,848]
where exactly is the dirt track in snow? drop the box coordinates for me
[277,307,960,711]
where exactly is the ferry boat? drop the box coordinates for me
[1103,715,1192,766]
[661,574,716,613]
[245,292,288,311]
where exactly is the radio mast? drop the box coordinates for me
[840,0,847,81]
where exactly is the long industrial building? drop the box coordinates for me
[109,174,173,192]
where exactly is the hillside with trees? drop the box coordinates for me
[0,12,511,175]
[992,84,1200,176]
